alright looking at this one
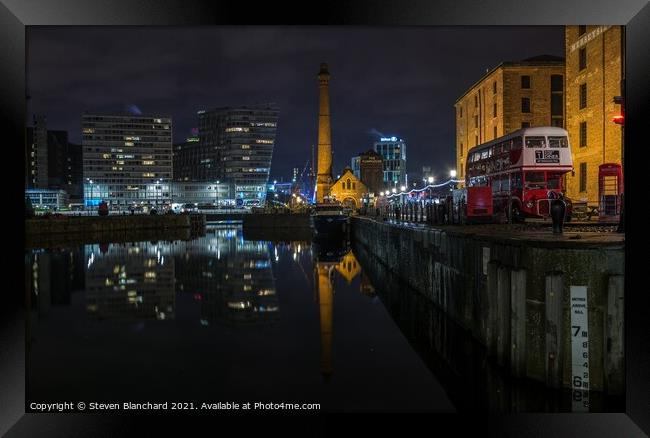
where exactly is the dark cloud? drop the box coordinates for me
[27,26,564,181]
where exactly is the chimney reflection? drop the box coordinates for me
[313,237,352,379]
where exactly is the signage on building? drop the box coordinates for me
[570,25,612,52]
[380,137,398,142]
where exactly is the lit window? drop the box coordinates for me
[143,160,155,165]
[242,156,250,160]
[225,127,249,133]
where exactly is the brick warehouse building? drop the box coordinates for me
[564,25,624,205]
[454,55,565,184]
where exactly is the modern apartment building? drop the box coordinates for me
[81,113,173,207]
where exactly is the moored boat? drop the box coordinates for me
[310,203,348,237]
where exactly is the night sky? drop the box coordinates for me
[27,26,564,183]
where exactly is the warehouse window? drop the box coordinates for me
[579,48,587,71]
[580,83,587,109]
[580,121,587,147]
[521,75,531,89]
[579,163,587,192]
[521,98,531,113]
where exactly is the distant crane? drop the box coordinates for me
[293,146,315,201]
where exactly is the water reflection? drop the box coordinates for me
[174,228,278,326]
[26,224,621,412]
[84,242,175,321]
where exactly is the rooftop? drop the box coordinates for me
[455,54,565,104]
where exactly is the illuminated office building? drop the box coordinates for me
[197,104,279,206]
[81,113,173,207]
[373,136,407,187]
[172,130,200,182]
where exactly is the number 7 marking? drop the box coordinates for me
[573,325,581,336]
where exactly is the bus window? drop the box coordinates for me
[525,171,546,189]
[492,176,501,193]
[502,140,511,152]
[512,136,522,150]
[512,172,522,190]
[547,171,564,189]
[481,150,489,160]
[502,174,511,191]
[525,136,546,148]
[548,136,568,148]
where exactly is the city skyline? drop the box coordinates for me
[27,26,564,181]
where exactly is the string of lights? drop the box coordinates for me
[382,178,464,198]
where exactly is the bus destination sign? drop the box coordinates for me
[535,150,560,163]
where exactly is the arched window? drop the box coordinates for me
[346,179,351,190]
[352,182,356,190]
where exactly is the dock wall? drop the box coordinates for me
[351,217,625,394]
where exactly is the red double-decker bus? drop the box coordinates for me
[464,126,573,222]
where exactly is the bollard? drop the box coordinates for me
[550,193,566,234]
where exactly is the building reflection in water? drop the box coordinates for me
[174,226,278,326]
[28,248,85,318]
[84,242,175,320]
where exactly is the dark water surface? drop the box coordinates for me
[26,225,454,413]
[26,224,623,413]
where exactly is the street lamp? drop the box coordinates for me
[215,180,220,208]
[86,178,94,210]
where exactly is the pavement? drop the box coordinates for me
[356,216,625,248]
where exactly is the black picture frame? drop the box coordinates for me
[2,0,648,436]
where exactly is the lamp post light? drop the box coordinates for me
[86,178,94,211]
[450,169,457,191]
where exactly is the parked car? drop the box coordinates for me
[181,203,198,213]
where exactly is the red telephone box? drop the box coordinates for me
[598,163,623,222]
